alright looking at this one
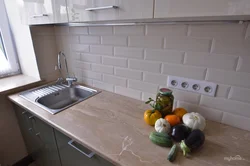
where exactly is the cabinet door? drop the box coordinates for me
[31,117,61,166]
[154,0,250,18]
[67,0,154,22]
[18,0,68,25]
[55,130,114,166]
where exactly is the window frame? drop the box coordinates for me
[0,0,21,78]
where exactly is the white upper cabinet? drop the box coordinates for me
[154,0,250,18]
[17,0,68,25]
[67,0,154,22]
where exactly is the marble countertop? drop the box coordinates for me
[9,85,250,166]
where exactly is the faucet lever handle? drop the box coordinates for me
[66,77,77,87]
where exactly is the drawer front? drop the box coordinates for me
[55,130,114,166]
[67,0,154,22]
[18,0,68,25]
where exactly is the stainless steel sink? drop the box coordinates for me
[19,84,100,114]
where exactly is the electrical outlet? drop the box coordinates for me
[167,76,217,97]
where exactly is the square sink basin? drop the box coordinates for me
[19,84,100,114]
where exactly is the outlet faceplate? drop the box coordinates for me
[167,76,217,97]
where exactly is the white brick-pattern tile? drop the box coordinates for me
[101,36,127,46]
[162,63,206,80]
[80,36,100,44]
[146,25,188,36]
[164,36,212,52]
[114,47,144,59]
[129,60,161,73]
[103,74,127,87]
[129,36,164,48]
[228,87,250,103]
[145,49,184,63]
[115,86,141,100]
[114,26,144,36]
[90,45,113,55]
[92,64,114,74]
[115,67,142,80]
[185,52,238,70]
[206,69,250,88]
[128,80,158,94]
[46,23,250,131]
[103,56,128,67]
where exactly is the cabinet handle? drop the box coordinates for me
[85,6,118,11]
[29,115,35,119]
[31,14,49,18]
[68,140,95,158]
[22,111,27,115]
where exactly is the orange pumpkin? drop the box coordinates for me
[144,110,162,126]
[173,108,187,119]
[164,115,181,126]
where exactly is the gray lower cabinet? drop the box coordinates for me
[14,105,61,166]
[54,129,114,166]
[14,105,114,166]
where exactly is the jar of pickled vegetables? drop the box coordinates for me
[156,88,174,117]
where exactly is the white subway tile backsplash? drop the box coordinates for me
[143,72,167,85]
[103,57,127,67]
[189,24,246,39]
[80,36,100,44]
[69,27,88,34]
[129,36,163,48]
[89,26,113,35]
[128,80,158,94]
[237,56,250,73]
[162,63,206,80]
[222,113,250,132]
[228,87,250,103]
[129,60,161,73]
[215,84,231,98]
[81,53,102,64]
[71,44,89,52]
[101,36,127,46]
[206,69,250,88]
[200,95,250,118]
[185,52,238,70]
[92,64,114,74]
[114,26,144,35]
[38,23,250,131]
[115,86,141,100]
[212,38,250,56]
[164,36,211,52]
[115,67,142,80]
[146,25,188,36]
[93,80,114,92]
[114,47,144,59]
[82,70,102,80]
[103,74,127,87]
[173,90,200,104]
[145,49,184,63]
[142,92,156,101]
[90,45,113,55]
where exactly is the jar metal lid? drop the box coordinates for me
[159,88,172,95]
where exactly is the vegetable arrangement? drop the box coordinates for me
[145,94,206,162]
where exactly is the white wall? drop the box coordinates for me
[30,23,250,132]
[4,0,40,79]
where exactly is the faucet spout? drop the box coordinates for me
[58,51,69,77]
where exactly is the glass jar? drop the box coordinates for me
[155,88,174,117]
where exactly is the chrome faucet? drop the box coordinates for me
[57,51,77,87]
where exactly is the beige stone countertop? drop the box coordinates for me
[8,85,250,166]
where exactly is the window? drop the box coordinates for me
[0,0,20,78]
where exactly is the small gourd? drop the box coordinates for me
[182,112,206,131]
[154,118,171,133]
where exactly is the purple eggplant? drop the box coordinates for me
[180,129,205,156]
[171,124,191,142]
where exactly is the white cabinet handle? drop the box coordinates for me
[68,140,95,158]
[85,6,118,11]
[31,14,49,18]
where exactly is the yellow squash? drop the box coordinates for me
[144,110,162,126]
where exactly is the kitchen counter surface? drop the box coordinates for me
[9,85,250,166]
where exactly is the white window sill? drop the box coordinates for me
[0,74,41,94]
